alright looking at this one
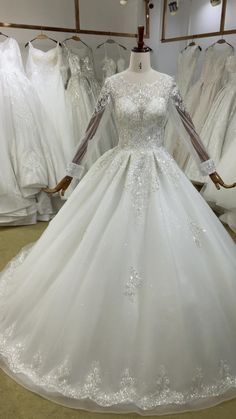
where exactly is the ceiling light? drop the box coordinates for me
[120,0,128,5]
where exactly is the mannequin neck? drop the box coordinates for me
[128,51,151,73]
[123,51,158,83]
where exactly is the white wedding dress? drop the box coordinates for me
[101,46,126,83]
[0,73,236,416]
[0,37,57,225]
[64,44,100,145]
[184,44,233,182]
[202,56,236,231]
[165,44,201,164]
[26,43,75,185]
[177,44,201,100]
[190,55,236,184]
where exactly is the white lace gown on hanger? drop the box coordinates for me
[184,44,233,182]
[0,73,236,416]
[26,43,75,184]
[190,55,236,184]
[64,45,100,145]
[81,55,101,100]
[177,44,201,99]
[101,45,127,84]
[165,44,201,164]
[0,37,56,225]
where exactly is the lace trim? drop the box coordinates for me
[170,83,187,113]
[0,330,235,412]
[94,78,111,114]
[66,163,84,179]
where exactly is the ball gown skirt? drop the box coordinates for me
[0,145,236,415]
[0,74,236,415]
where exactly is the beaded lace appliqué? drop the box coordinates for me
[124,267,143,302]
[189,221,207,248]
[88,75,180,219]
[0,324,235,412]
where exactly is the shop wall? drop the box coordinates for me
[1,0,235,80]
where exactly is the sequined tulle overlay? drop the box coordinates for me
[1,321,236,414]
[1,73,236,415]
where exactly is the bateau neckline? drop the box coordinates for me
[118,74,161,87]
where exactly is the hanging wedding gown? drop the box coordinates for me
[0,37,57,225]
[165,44,201,163]
[177,44,201,99]
[63,44,100,145]
[202,56,236,231]
[0,73,236,416]
[202,136,236,233]
[26,43,75,183]
[189,55,236,184]
[101,44,126,83]
[184,43,233,182]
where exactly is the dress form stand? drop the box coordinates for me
[122,26,158,84]
[43,26,235,195]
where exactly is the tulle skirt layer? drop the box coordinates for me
[0,145,236,415]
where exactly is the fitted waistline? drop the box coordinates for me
[118,133,164,150]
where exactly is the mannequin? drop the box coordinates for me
[43,26,235,195]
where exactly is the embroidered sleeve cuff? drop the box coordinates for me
[66,163,85,179]
[200,159,216,176]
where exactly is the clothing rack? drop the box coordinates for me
[0,0,150,39]
[161,0,236,43]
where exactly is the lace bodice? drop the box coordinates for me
[102,57,127,82]
[102,57,117,80]
[109,76,170,150]
[67,73,215,179]
[62,44,96,80]
[0,38,24,73]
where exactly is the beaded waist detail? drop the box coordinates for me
[118,126,164,150]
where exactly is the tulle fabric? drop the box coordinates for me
[1,146,236,415]
[26,43,75,185]
[164,44,201,160]
[202,124,236,233]
[0,37,60,225]
[0,73,236,415]
[185,57,236,184]
[184,44,233,181]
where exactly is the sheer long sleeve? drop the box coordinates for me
[169,83,216,176]
[66,78,114,179]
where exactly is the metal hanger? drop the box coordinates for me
[0,31,9,38]
[182,39,202,52]
[63,34,92,51]
[207,35,234,51]
[96,38,127,51]
[25,29,61,48]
